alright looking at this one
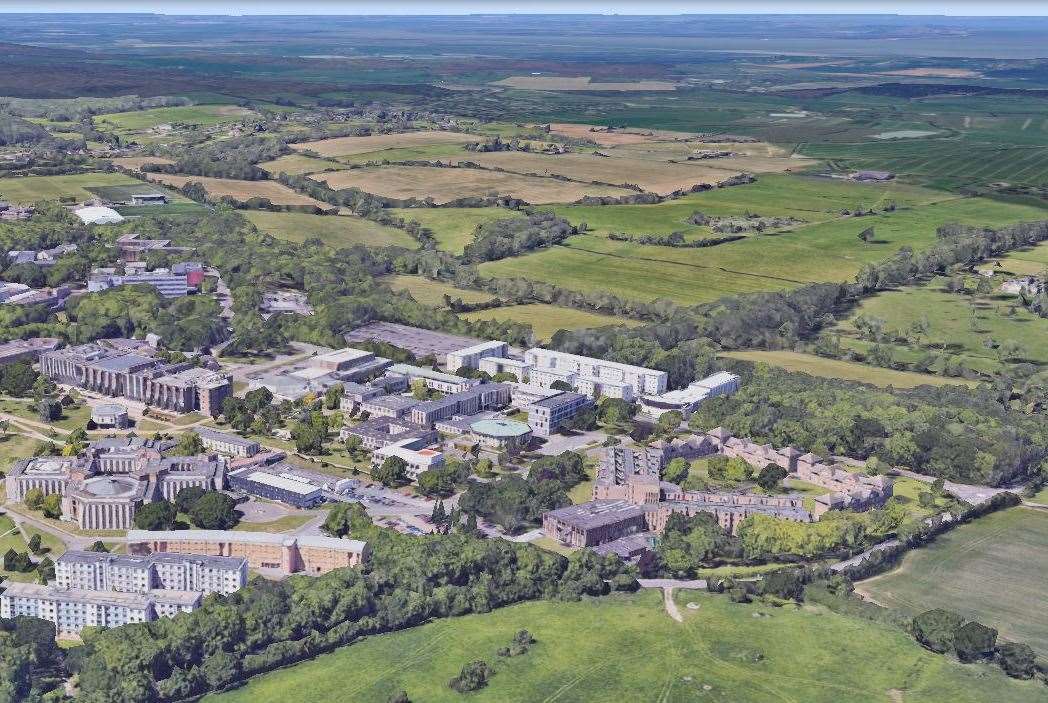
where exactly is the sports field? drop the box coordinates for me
[312,166,632,204]
[291,130,477,158]
[721,350,978,388]
[857,507,1048,659]
[243,211,416,248]
[144,174,329,208]
[387,207,519,253]
[461,303,642,341]
[205,589,1041,703]
[0,172,151,204]
[385,275,497,306]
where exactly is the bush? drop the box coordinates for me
[996,642,1037,679]
[953,621,997,662]
[912,609,964,654]
[448,660,493,693]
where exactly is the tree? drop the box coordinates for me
[134,500,177,530]
[550,380,573,392]
[324,383,344,410]
[23,488,44,510]
[188,492,239,529]
[388,692,411,703]
[291,421,326,454]
[37,555,55,583]
[40,493,61,520]
[27,533,42,554]
[755,463,788,491]
[654,410,683,436]
[912,609,964,654]
[858,226,875,245]
[172,430,204,456]
[175,486,206,514]
[322,501,371,537]
[0,360,38,397]
[88,540,109,553]
[37,398,61,422]
[448,660,493,693]
[3,548,17,571]
[662,457,689,485]
[997,642,1037,679]
[373,455,408,487]
[953,621,997,662]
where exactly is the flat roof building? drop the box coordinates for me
[526,391,593,438]
[388,363,480,394]
[56,550,247,596]
[372,439,444,480]
[0,337,62,366]
[227,467,326,508]
[410,383,511,427]
[340,416,438,451]
[446,340,508,372]
[91,402,129,429]
[639,371,740,419]
[194,426,260,458]
[524,348,666,401]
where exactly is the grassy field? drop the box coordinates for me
[482,192,1045,304]
[205,589,1042,703]
[312,166,633,204]
[243,211,416,248]
[461,303,643,341]
[335,142,474,165]
[993,239,1048,277]
[722,350,979,388]
[386,207,516,253]
[144,174,328,208]
[233,513,318,533]
[93,105,256,132]
[0,433,39,468]
[291,130,478,158]
[834,279,1048,373]
[858,507,1048,659]
[384,275,496,307]
[0,172,151,204]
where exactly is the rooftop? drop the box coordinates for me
[470,418,531,438]
[2,581,201,608]
[545,500,646,529]
[233,470,323,497]
[127,529,367,554]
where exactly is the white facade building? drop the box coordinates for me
[523,348,667,401]
[55,550,248,596]
[446,341,508,372]
[639,371,741,419]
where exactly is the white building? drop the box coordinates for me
[639,372,741,419]
[523,348,667,401]
[446,340,508,372]
[372,439,445,480]
[194,427,260,458]
[387,363,480,394]
[479,356,531,381]
[1,582,201,635]
[55,550,247,595]
[73,205,125,225]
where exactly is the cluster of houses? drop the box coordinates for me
[543,427,894,559]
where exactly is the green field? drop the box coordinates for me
[258,154,344,176]
[243,211,416,249]
[722,350,979,388]
[387,207,518,254]
[93,104,256,132]
[205,589,1041,703]
[461,303,643,342]
[0,172,149,204]
[858,507,1048,659]
[384,275,497,307]
[834,279,1048,374]
[335,142,472,165]
[994,239,1048,277]
[481,193,1046,304]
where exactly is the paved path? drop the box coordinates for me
[637,579,707,623]
[891,468,1015,506]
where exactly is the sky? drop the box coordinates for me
[4,1,1048,15]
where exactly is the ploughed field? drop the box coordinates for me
[205,589,1042,703]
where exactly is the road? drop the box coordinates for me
[891,468,1016,506]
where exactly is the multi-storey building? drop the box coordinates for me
[55,551,247,595]
[339,416,438,450]
[525,391,592,437]
[446,340,508,372]
[127,530,369,575]
[372,440,444,480]
[523,348,667,401]
[40,342,231,416]
[194,426,260,457]
[387,363,480,394]
[409,383,511,427]
[0,582,201,635]
[88,269,190,298]
[638,371,741,419]
[0,337,62,366]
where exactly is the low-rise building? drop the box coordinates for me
[0,337,61,366]
[639,372,741,419]
[525,391,593,437]
[90,402,129,429]
[524,348,667,401]
[88,268,190,298]
[468,418,532,456]
[478,356,531,381]
[372,439,444,480]
[340,416,438,450]
[227,467,326,508]
[127,530,369,575]
[194,426,260,457]
[543,500,648,548]
[361,394,419,419]
[410,383,511,427]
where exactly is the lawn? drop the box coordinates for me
[143,174,329,208]
[993,238,1048,277]
[290,130,477,158]
[384,275,496,307]
[482,194,1045,304]
[386,207,517,254]
[258,154,344,176]
[242,211,416,248]
[233,513,318,533]
[0,433,38,468]
[721,350,978,388]
[204,589,1041,703]
[857,507,1048,660]
[461,303,643,342]
[0,172,149,204]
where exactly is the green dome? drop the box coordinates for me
[470,418,532,438]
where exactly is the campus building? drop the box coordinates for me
[446,340,508,372]
[88,269,191,298]
[127,530,370,575]
[409,383,511,427]
[638,371,741,419]
[40,341,231,416]
[523,348,667,401]
[55,550,247,595]
[524,391,593,437]
[387,363,480,394]
[194,426,260,458]
[227,467,326,508]
[371,440,444,480]
[0,337,62,366]
[340,416,438,451]
[0,582,201,635]
[90,403,130,429]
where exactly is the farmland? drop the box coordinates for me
[387,206,515,253]
[492,76,678,91]
[384,275,497,307]
[258,154,343,176]
[290,130,478,158]
[0,172,156,204]
[242,211,416,248]
[205,589,1041,703]
[143,174,329,208]
[857,507,1048,660]
[461,303,642,342]
[721,350,979,388]
[312,166,633,204]
[482,192,1046,304]
[93,104,257,133]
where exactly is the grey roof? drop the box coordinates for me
[528,391,589,409]
[57,549,246,570]
[194,426,260,448]
[365,395,419,410]
[545,500,646,529]
[93,353,156,372]
[2,581,202,608]
[126,529,367,554]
